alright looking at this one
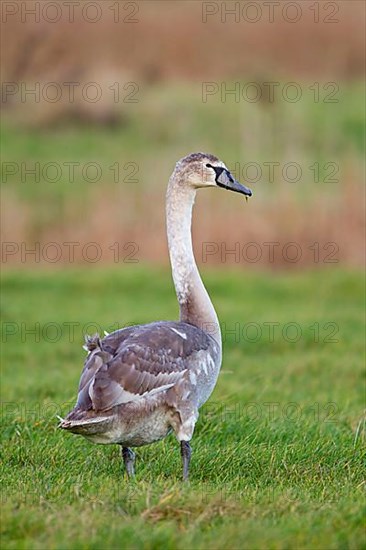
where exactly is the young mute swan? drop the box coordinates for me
[60,153,252,480]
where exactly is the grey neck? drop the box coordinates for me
[166,174,221,347]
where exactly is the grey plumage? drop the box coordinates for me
[60,152,252,480]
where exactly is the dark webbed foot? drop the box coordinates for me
[180,441,192,481]
[121,446,135,478]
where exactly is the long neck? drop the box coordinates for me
[166,176,221,347]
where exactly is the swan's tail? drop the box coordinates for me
[58,407,112,436]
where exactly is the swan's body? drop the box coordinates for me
[61,153,252,479]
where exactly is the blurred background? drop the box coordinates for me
[1,0,365,269]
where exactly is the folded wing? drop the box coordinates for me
[76,322,211,413]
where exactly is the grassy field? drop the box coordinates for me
[1,266,365,549]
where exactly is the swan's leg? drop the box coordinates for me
[180,440,192,481]
[169,406,197,481]
[121,446,135,478]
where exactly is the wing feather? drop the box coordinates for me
[77,321,212,412]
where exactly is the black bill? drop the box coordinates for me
[206,163,252,197]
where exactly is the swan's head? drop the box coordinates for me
[174,152,252,198]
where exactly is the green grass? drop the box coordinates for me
[1,267,365,549]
